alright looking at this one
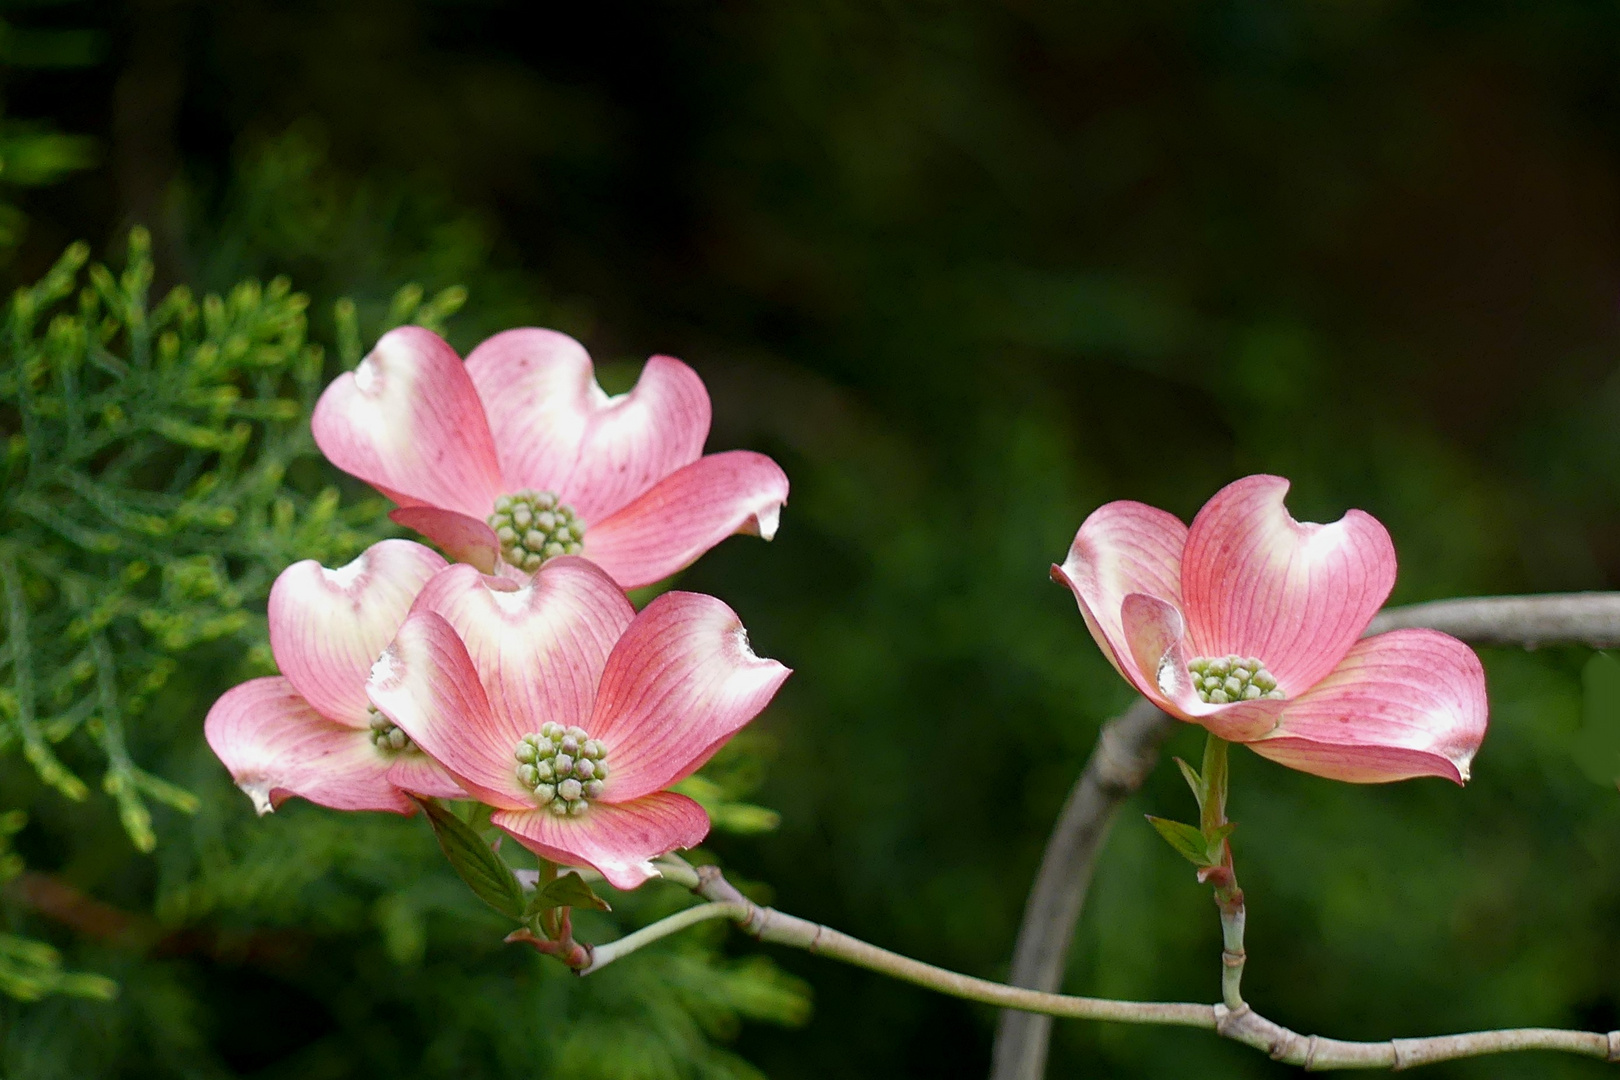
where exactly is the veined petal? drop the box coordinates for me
[312,326,505,518]
[559,355,711,522]
[1117,593,1284,741]
[582,451,790,590]
[410,558,633,741]
[386,753,467,799]
[587,592,790,803]
[465,333,710,522]
[464,328,597,498]
[1245,629,1488,784]
[1181,475,1395,695]
[366,611,532,810]
[204,677,411,815]
[492,791,709,890]
[389,507,501,574]
[1052,500,1187,685]
[268,540,447,725]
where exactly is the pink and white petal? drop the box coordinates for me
[410,558,633,741]
[268,540,447,726]
[312,326,505,518]
[559,355,711,522]
[366,611,532,810]
[492,790,709,890]
[464,328,599,498]
[204,677,411,815]
[581,451,790,590]
[1180,475,1396,695]
[389,507,501,574]
[1117,594,1286,741]
[1245,629,1488,784]
[587,591,790,802]
[1052,500,1188,684]
[386,752,467,799]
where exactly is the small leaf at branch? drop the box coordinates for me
[529,870,611,914]
[1173,757,1203,805]
[1146,815,1215,867]
[413,797,524,919]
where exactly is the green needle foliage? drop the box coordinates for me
[0,227,386,851]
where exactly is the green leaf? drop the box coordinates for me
[1146,815,1216,868]
[529,870,611,914]
[413,798,524,919]
[1173,756,1202,804]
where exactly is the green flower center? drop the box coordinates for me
[487,490,586,573]
[1186,655,1285,704]
[367,705,414,753]
[514,723,609,815]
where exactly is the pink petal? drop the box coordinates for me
[1244,629,1488,784]
[386,753,467,799]
[366,611,532,810]
[1180,475,1396,695]
[1052,499,1187,686]
[204,677,411,815]
[465,331,710,523]
[409,558,633,742]
[492,790,709,890]
[1117,593,1285,741]
[582,451,790,590]
[389,507,501,574]
[587,592,790,803]
[268,540,447,726]
[312,326,505,519]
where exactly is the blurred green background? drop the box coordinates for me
[3,1,1620,1077]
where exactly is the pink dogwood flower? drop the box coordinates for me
[205,540,464,815]
[310,326,789,589]
[1053,474,1487,784]
[366,557,790,888]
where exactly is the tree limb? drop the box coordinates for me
[576,858,1619,1071]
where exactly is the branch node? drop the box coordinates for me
[1607,1031,1620,1063]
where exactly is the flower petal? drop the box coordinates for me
[492,791,709,890]
[587,591,790,802]
[268,540,447,726]
[389,507,501,574]
[410,558,633,742]
[466,332,710,522]
[1180,475,1396,695]
[312,326,505,518]
[463,328,596,497]
[1245,629,1488,784]
[1052,499,1187,686]
[386,753,467,799]
[366,610,532,810]
[582,451,790,590]
[204,677,411,815]
[1117,593,1284,741]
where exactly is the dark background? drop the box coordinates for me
[4,1,1620,1077]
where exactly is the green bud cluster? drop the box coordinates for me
[1186,655,1285,704]
[488,490,585,573]
[367,706,414,752]
[514,722,609,815]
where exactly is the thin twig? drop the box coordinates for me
[575,859,1619,1070]
[990,591,1620,1080]
[581,901,749,974]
